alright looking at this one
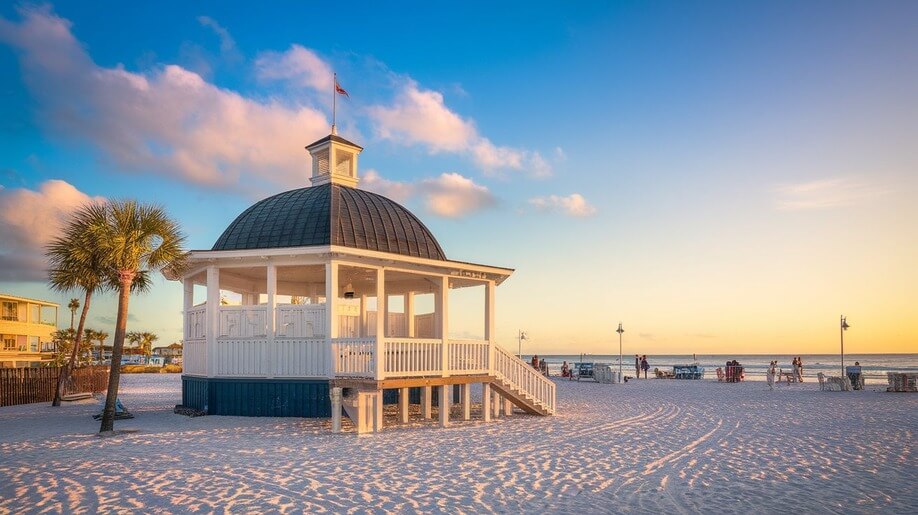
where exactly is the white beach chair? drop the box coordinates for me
[817,372,827,391]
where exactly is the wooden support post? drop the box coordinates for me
[492,391,501,418]
[462,383,471,420]
[438,384,450,427]
[375,268,385,380]
[374,390,383,432]
[482,382,491,422]
[422,386,432,419]
[399,387,409,423]
[503,397,513,416]
[330,387,342,432]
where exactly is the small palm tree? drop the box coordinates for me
[47,203,109,406]
[68,298,80,330]
[91,200,186,433]
[140,332,158,359]
[95,330,109,362]
[126,331,143,355]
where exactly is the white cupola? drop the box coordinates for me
[305,133,364,188]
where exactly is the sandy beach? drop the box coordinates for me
[1,374,915,513]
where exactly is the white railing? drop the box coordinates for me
[218,306,268,338]
[274,338,330,377]
[493,345,556,414]
[216,338,269,376]
[276,304,326,338]
[186,306,206,340]
[184,338,206,375]
[333,338,376,377]
[448,339,490,375]
[382,338,443,378]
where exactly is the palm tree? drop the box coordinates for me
[94,330,109,362]
[140,332,158,359]
[90,200,185,433]
[47,203,109,406]
[68,298,80,330]
[126,331,143,356]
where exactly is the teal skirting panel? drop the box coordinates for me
[181,376,331,417]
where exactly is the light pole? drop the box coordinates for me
[517,330,528,359]
[616,322,624,380]
[840,315,850,379]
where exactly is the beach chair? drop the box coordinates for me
[817,372,827,391]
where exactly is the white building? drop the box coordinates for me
[172,132,555,432]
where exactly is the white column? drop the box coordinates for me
[326,262,338,378]
[438,384,450,427]
[182,277,194,340]
[331,387,342,433]
[266,264,276,378]
[438,276,450,377]
[482,382,491,422]
[405,292,415,338]
[359,294,368,337]
[374,391,383,432]
[399,387,410,423]
[205,266,219,377]
[462,383,471,420]
[485,280,495,374]
[422,386,432,419]
[375,268,385,380]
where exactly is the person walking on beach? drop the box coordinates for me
[641,355,650,379]
[635,354,641,378]
[766,360,777,390]
[796,357,804,382]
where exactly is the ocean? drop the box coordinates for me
[528,353,918,384]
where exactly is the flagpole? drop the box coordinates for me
[332,73,337,134]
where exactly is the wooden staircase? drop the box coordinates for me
[491,345,556,416]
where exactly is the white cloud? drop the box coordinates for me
[368,80,551,177]
[0,6,329,191]
[528,193,597,217]
[255,44,333,92]
[0,180,105,281]
[420,173,497,218]
[774,177,890,211]
[361,169,415,204]
[197,16,236,54]
[361,170,495,218]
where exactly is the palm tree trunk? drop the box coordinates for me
[52,291,92,407]
[100,274,132,433]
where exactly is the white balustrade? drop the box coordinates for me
[216,338,269,376]
[493,345,556,414]
[274,338,330,377]
[275,304,326,338]
[186,306,206,340]
[184,338,206,375]
[218,306,268,338]
[382,339,443,378]
[447,339,490,375]
[333,338,376,377]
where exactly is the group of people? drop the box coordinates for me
[634,354,650,379]
[764,357,805,389]
[791,356,805,382]
[530,355,549,377]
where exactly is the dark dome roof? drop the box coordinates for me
[212,184,446,260]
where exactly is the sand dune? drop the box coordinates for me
[1,375,915,513]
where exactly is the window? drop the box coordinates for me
[1,302,17,321]
[29,336,39,352]
[3,337,15,351]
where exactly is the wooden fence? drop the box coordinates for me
[0,366,109,407]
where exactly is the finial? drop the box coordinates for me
[331,124,337,136]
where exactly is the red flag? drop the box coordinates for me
[335,79,349,98]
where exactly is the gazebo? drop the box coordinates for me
[174,132,555,432]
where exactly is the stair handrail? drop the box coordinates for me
[492,344,556,414]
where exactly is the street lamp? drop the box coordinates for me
[616,322,624,381]
[517,330,528,359]
[840,315,850,380]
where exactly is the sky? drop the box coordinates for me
[0,1,916,356]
